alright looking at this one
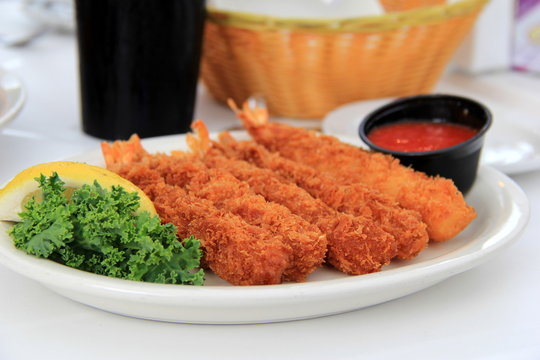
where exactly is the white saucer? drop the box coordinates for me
[23,0,74,33]
[322,98,540,175]
[0,71,26,130]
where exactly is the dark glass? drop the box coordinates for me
[74,0,206,140]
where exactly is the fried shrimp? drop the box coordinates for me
[188,121,397,275]
[102,137,293,285]
[214,131,429,260]
[229,100,476,242]
[141,153,327,282]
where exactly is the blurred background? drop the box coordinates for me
[0,0,538,121]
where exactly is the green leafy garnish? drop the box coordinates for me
[9,173,204,285]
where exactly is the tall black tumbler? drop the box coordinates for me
[74,0,206,140]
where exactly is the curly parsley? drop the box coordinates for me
[9,173,204,285]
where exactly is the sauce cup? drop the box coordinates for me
[358,94,492,194]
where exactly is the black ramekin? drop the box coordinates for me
[359,94,492,194]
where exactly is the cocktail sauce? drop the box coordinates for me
[367,121,478,153]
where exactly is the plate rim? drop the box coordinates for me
[0,70,26,130]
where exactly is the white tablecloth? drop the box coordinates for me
[1,28,539,360]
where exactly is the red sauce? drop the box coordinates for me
[367,121,478,153]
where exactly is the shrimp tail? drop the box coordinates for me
[227,98,269,128]
[101,134,147,168]
[186,119,211,157]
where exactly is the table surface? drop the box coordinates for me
[1,25,540,360]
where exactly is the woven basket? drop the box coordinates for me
[380,0,448,12]
[201,0,488,119]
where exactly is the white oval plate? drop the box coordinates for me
[0,70,26,130]
[0,134,530,324]
[322,99,540,175]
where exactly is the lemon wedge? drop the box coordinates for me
[0,161,156,222]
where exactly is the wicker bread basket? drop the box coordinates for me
[201,0,488,119]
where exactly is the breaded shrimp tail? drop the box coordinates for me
[230,100,476,242]
[101,134,148,170]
